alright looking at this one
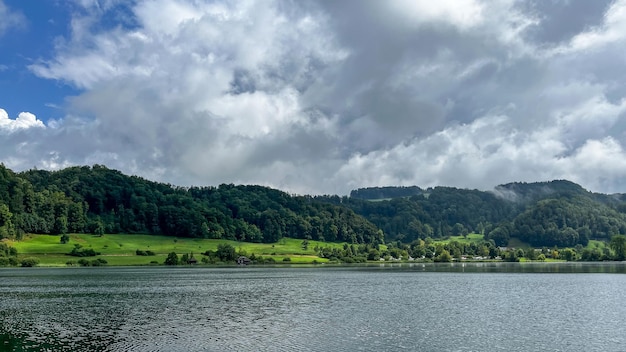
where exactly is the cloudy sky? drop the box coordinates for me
[1,0,626,195]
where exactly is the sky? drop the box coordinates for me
[1,0,626,195]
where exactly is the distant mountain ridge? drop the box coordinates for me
[350,186,425,200]
[350,180,624,204]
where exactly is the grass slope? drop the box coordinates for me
[433,233,485,244]
[7,234,345,266]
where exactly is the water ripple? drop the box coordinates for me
[2,266,626,351]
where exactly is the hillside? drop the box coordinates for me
[323,181,626,247]
[2,164,626,249]
[0,164,382,245]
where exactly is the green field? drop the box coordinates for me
[5,234,346,266]
[433,233,485,244]
[7,232,604,267]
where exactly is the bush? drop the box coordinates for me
[282,257,291,262]
[0,257,9,266]
[77,259,90,266]
[90,258,107,266]
[0,243,18,257]
[69,244,100,257]
[216,243,236,262]
[136,249,156,256]
[66,260,76,266]
[435,250,452,263]
[20,258,39,267]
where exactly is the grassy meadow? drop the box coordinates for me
[433,233,485,244]
[5,232,608,267]
[5,234,347,266]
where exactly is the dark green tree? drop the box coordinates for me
[610,235,626,261]
[67,202,86,233]
[435,249,452,262]
[216,243,236,262]
[164,252,179,265]
[90,217,105,237]
[0,204,15,239]
[561,248,577,261]
[524,247,537,260]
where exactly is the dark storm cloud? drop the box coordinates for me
[519,0,613,44]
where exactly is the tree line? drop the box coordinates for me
[3,164,626,249]
[317,180,626,247]
[0,164,382,245]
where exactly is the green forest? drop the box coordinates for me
[336,181,626,248]
[0,164,382,245]
[2,164,626,265]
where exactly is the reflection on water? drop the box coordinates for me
[1,264,626,351]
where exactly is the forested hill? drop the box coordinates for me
[0,165,382,245]
[320,180,626,248]
[2,163,626,249]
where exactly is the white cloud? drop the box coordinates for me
[0,0,25,36]
[388,0,485,30]
[4,0,626,195]
[569,0,626,50]
[21,0,348,190]
[334,105,626,193]
[31,0,346,90]
[0,109,46,132]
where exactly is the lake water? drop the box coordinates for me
[2,263,626,351]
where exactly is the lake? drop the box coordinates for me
[2,263,626,351]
